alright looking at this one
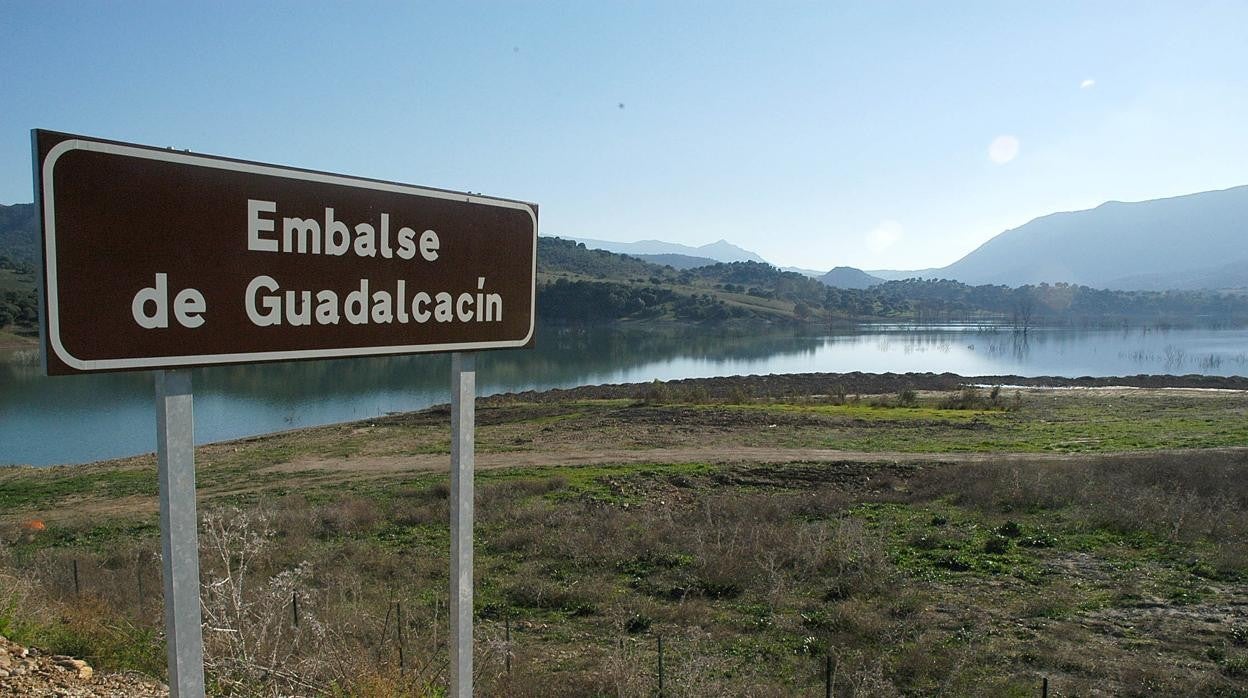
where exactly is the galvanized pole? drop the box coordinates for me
[450,353,476,697]
[156,369,206,698]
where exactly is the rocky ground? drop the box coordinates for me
[0,635,166,698]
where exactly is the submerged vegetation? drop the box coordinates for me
[1,382,1247,695]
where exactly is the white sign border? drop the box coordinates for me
[40,137,538,372]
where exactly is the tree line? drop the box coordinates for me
[538,266,1248,326]
[0,253,38,331]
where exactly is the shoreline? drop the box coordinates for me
[483,370,1248,405]
[4,370,1246,470]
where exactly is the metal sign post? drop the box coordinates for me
[449,352,476,697]
[155,369,206,698]
[34,130,536,697]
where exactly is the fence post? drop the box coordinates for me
[825,655,833,698]
[377,601,393,662]
[72,559,80,596]
[397,601,406,677]
[136,555,144,612]
[657,634,664,697]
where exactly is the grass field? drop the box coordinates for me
[1,384,1247,696]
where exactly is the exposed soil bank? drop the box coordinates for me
[486,371,1248,403]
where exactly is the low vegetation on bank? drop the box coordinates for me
[1,382,1247,695]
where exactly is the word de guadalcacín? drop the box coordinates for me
[130,199,506,330]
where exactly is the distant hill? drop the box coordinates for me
[779,266,826,278]
[819,266,883,289]
[538,239,834,324]
[636,253,719,269]
[537,237,674,281]
[0,203,37,266]
[866,268,939,281]
[932,186,1248,289]
[565,236,767,264]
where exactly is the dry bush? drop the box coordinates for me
[346,671,440,698]
[827,651,902,698]
[17,544,155,628]
[0,552,37,635]
[683,385,711,404]
[199,506,331,694]
[680,494,889,604]
[270,493,319,547]
[315,495,383,537]
[887,631,962,693]
[198,504,451,696]
[0,543,164,676]
[639,379,673,404]
[502,566,609,616]
[793,489,852,519]
[476,477,568,526]
[597,636,651,697]
[390,495,449,528]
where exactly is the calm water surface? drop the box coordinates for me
[3,323,1246,466]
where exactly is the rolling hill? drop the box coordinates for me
[635,253,719,269]
[819,267,883,289]
[0,203,37,266]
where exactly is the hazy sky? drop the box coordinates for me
[2,1,1246,271]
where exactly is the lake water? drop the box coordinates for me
[3,323,1247,466]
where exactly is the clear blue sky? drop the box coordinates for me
[3,1,1246,271]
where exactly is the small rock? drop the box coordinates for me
[57,657,94,681]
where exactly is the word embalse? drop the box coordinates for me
[131,199,505,329]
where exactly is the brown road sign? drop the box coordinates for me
[33,130,537,375]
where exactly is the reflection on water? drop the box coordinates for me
[2,323,1246,466]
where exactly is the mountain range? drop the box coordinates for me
[6,183,1248,291]
[565,236,767,265]
[923,186,1248,290]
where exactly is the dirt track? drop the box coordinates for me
[276,444,1248,476]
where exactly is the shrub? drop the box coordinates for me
[315,496,382,537]
[726,385,753,404]
[640,379,671,404]
[983,536,1010,554]
[831,383,848,404]
[624,613,652,634]
[997,520,1022,538]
